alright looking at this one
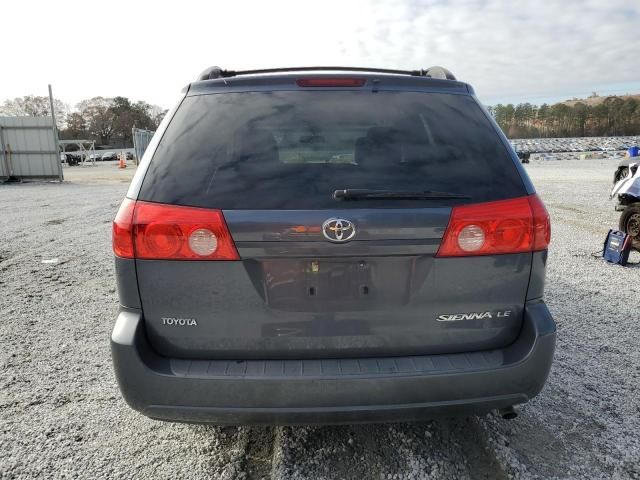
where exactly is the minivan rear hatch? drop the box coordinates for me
[133,85,532,359]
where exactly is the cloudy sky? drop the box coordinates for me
[1,0,639,109]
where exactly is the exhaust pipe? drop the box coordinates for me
[498,406,518,420]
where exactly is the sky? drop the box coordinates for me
[1,0,639,109]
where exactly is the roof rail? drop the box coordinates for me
[197,66,456,81]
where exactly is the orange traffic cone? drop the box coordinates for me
[119,155,126,169]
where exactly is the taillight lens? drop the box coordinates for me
[529,194,551,250]
[112,200,239,260]
[112,198,136,258]
[436,195,550,257]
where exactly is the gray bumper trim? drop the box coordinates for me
[111,301,556,425]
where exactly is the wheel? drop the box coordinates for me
[619,203,640,251]
[614,166,629,184]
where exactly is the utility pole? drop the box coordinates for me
[49,84,63,182]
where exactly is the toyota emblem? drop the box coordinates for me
[322,218,356,243]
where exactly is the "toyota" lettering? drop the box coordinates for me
[162,317,198,327]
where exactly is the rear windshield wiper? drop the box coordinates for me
[333,189,471,200]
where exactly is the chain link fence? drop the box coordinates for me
[132,128,155,165]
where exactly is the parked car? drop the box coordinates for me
[101,151,118,161]
[613,147,640,184]
[516,151,531,164]
[509,142,531,163]
[611,160,640,251]
[64,153,81,166]
[111,66,554,425]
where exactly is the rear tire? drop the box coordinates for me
[614,166,629,184]
[619,203,640,251]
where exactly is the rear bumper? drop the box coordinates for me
[111,301,556,425]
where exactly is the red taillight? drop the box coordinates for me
[113,198,136,258]
[529,194,551,250]
[112,200,239,260]
[296,77,365,87]
[436,195,550,257]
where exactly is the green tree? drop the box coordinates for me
[619,98,638,135]
[109,97,158,145]
[572,102,588,137]
[488,95,640,138]
[77,97,115,145]
[61,112,87,140]
[603,96,624,135]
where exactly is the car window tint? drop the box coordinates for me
[139,91,526,209]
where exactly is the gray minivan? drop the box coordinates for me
[111,66,555,425]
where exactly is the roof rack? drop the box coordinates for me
[197,66,456,82]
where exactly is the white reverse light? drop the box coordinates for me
[188,228,218,256]
[458,225,485,252]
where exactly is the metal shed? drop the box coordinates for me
[0,116,62,181]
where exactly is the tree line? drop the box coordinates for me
[0,95,167,148]
[487,95,640,138]
[3,93,640,143]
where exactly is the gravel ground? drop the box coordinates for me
[1,160,639,479]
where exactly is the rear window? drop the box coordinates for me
[139,91,526,209]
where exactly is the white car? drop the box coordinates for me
[611,162,640,250]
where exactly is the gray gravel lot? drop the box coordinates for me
[1,160,639,479]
